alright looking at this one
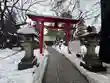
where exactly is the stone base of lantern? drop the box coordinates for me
[80,58,107,72]
[18,56,39,70]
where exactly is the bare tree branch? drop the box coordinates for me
[71,0,79,12]
[10,0,19,13]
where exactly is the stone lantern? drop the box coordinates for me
[79,32,106,72]
[17,26,39,70]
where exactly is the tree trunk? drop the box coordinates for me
[99,0,110,63]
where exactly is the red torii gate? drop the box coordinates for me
[27,14,79,56]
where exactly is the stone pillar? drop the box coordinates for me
[83,38,97,61]
[18,40,37,70]
[21,41,33,60]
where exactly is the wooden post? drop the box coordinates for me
[40,21,44,56]
[66,23,70,41]
[65,23,71,54]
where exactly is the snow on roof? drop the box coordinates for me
[17,24,36,34]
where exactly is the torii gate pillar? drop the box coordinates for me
[40,22,44,55]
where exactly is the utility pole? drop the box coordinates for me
[99,0,110,63]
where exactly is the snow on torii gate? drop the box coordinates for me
[27,14,79,56]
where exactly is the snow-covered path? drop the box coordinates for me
[43,47,88,83]
[53,41,110,83]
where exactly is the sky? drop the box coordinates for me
[80,0,101,32]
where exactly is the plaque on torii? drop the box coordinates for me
[27,14,79,56]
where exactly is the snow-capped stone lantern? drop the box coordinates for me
[79,32,106,72]
[17,19,38,70]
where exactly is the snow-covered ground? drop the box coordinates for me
[53,41,110,83]
[0,48,48,83]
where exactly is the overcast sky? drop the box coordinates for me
[81,0,101,32]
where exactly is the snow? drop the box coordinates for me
[0,48,48,83]
[80,45,99,56]
[95,46,100,55]
[17,24,36,34]
[53,41,110,83]
[80,45,87,55]
[0,48,17,59]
